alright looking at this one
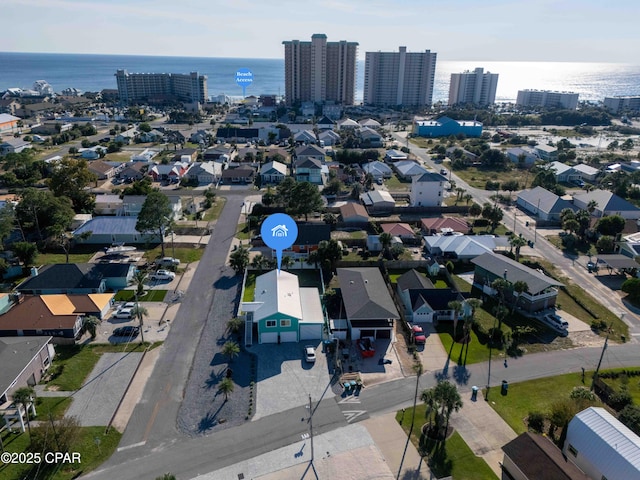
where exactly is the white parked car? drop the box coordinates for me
[113,308,133,319]
[542,313,569,336]
[150,269,176,281]
[304,346,316,363]
[155,257,180,267]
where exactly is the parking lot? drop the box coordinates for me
[251,341,333,419]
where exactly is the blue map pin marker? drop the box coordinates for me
[261,213,298,273]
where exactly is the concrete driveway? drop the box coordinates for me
[252,341,333,420]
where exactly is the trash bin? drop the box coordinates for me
[501,380,509,395]
[471,386,479,401]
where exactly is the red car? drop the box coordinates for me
[411,325,426,344]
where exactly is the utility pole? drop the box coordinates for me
[591,318,616,391]
[308,394,314,462]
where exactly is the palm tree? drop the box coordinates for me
[229,246,250,275]
[132,304,148,343]
[509,235,528,262]
[155,475,176,480]
[226,317,243,335]
[218,377,234,402]
[250,254,268,273]
[512,281,529,314]
[447,300,463,341]
[433,380,463,441]
[461,298,483,361]
[586,200,598,216]
[463,193,473,205]
[421,387,439,433]
[379,232,393,259]
[81,315,101,340]
[133,270,148,298]
[222,340,240,362]
[12,387,35,436]
[281,255,294,271]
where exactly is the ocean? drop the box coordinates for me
[1,52,640,104]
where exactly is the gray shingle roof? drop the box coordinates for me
[471,253,562,295]
[337,267,399,320]
[397,269,434,291]
[17,263,132,292]
[574,189,640,213]
[0,336,51,397]
[517,186,576,215]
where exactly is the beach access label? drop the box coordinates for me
[235,68,253,96]
[261,213,298,273]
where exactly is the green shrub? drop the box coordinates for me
[528,411,545,433]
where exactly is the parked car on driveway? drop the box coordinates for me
[113,326,140,337]
[150,269,176,281]
[155,257,181,267]
[112,308,133,319]
[304,346,316,363]
[411,325,426,344]
[542,313,569,336]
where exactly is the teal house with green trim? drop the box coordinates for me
[241,270,324,344]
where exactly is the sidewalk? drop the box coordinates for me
[363,412,432,479]
[450,392,518,477]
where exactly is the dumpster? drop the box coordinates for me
[501,380,509,395]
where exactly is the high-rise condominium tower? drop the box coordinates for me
[363,46,437,107]
[282,34,359,106]
[448,67,499,106]
[115,70,207,105]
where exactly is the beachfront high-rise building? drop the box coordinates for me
[448,68,499,106]
[282,34,358,106]
[603,96,640,114]
[363,46,437,107]
[115,70,208,105]
[516,89,579,110]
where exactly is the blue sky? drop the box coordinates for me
[2,0,638,62]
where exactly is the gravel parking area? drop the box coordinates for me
[66,352,143,426]
[252,341,333,420]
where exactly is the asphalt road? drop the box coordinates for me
[84,341,639,480]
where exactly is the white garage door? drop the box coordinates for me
[260,332,278,344]
[280,331,298,342]
[299,324,322,341]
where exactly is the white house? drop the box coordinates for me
[506,147,537,165]
[516,186,577,221]
[185,162,222,185]
[0,138,31,155]
[564,407,640,480]
[385,149,408,162]
[318,129,341,147]
[410,172,447,207]
[79,146,106,160]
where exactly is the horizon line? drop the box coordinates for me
[0,50,634,65]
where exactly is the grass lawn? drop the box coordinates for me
[598,367,640,404]
[437,323,497,365]
[547,235,597,256]
[409,137,437,149]
[243,272,257,302]
[487,372,601,435]
[453,166,531,190]
[386,174,411,191]
[114,289,167,302]
[36,251,96,265]
[452,274,473,293]
[395,407,497,479]
[46,343,154,391]
[36,396,73,420]
[143,246,205,264]
[235,222,256,240]
[203,197,226,221]
[102,151,132,162]
[47,345,101,391]
[0,427,122,480]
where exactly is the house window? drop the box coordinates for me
[280,319,291,327]
[568,444,578,457]
[266,320,276,328]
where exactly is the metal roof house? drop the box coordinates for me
[337,267,399,340]
[73,216,161,244]
[360,190,395,212]
[564,407,640,480]
[573,190,640,219]
[516,186,577,222]
[471,253,563,313]
[241,270,324,344]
